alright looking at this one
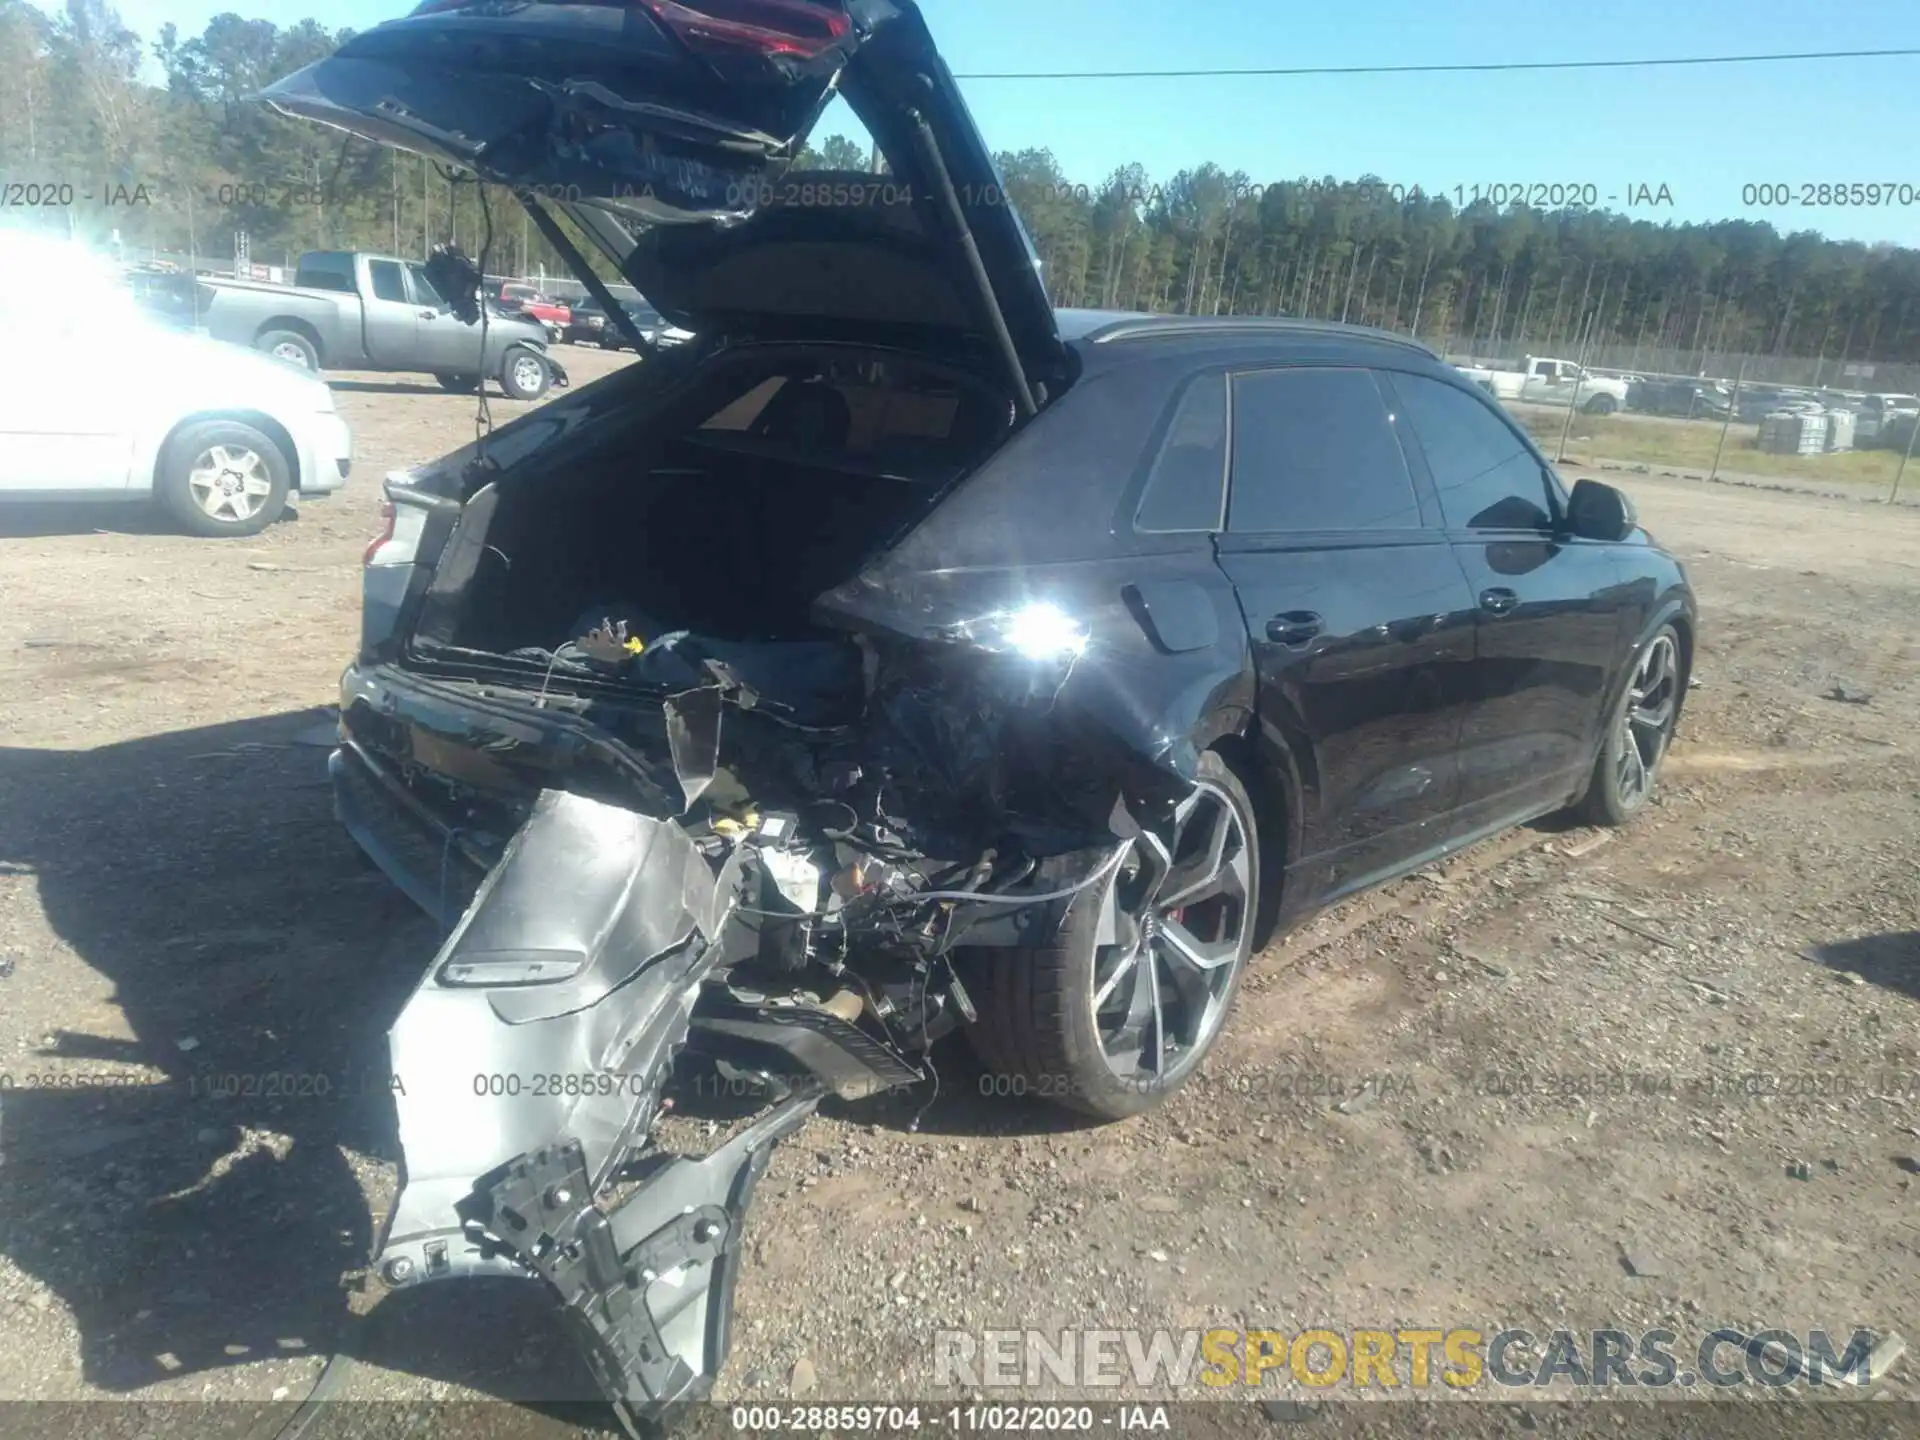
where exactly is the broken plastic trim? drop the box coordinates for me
[371,786,926,1428]
[687,995,923,1098]
[374,790,735,1289]
[478,1085,822,1434]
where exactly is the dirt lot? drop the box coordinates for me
[1,345,1917,1434]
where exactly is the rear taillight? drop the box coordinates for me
[410,0,850,58]
[634,0,850,59]
[364,498,398,567]
[367,479,434,569]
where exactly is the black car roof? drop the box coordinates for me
[1055,307,1445,374]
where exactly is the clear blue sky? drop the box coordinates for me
[104,0,1920,245]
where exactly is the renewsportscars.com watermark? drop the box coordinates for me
[934,1327,1896,1392]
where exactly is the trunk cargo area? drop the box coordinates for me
[418,349,1014,656]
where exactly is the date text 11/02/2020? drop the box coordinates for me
[0,178,1690,212]
[942,180,1675,210]
[496,178,1680,213]
[726,1406,1170,1433]
[975,1068,1415,1105]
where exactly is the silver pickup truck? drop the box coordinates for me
[196,250,567,400]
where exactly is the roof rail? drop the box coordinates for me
[1083,313,1438,358]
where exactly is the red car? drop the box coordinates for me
[495,281,571,340]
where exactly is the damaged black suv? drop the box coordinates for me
[265,0,1694,1426]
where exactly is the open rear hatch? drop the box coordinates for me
[259,3,1073,1426]
[259,0,1067,405]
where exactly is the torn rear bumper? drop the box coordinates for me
[329,741,490,927]
[370,787,835,1428]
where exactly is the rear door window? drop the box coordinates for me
[1390,372,1557,532]
[295,254,354,292]
[1227,367,1423,533]
[1135,374,1227,533]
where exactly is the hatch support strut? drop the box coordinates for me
[518,192,658,359]
[905,109,1038,419]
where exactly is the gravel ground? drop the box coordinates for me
[1,346,1916,1436]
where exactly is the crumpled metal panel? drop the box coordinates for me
[378,788,741,1283]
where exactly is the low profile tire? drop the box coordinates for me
[1573,624,1683,827]
[156,420,292,537]
[499,346,551,401]
[435,371,481,394]
[257,329,318,371]
[1585,394,1620,415]
[963,750,1259,1121]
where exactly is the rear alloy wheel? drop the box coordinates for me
[157,420,292,537]
[1575,625,1681,826]
[499,346,551,401]
[965,751,1257,1120]
[1585,393,1620,415]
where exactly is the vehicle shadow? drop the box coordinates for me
[0,707,1083,1418]
[326,379,464,397]
[0,501,302,540]
[666,1038,1098,1142]
[1801,930,1920,1003]
[0,500,171,539]
[0,711,611,1408]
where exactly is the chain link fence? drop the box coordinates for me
[1439,336,1920,395]
[1439,335,1919,505]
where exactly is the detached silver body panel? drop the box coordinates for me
[373,789,808,1430]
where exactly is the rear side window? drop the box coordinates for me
[295,254,354,292]
[368,261,408,304]
[1227,367,1422,533]
[1391,373,1555,531]
[1135,374,1227,532]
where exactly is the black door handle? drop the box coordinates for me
[1478,588,1520,616]
[1266,610,1324,646]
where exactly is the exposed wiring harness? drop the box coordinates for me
[913,841,1130,906]
[722,839,1130,925]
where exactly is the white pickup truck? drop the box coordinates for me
[1456,356,1629,414]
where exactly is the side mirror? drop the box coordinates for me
[1566,477,1638,542]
